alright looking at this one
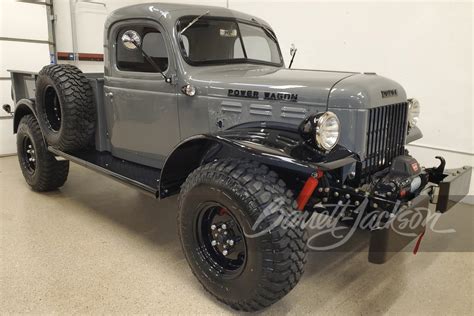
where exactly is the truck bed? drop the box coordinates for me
[8,70,160,196]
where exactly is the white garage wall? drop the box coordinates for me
[2,1,473,197]
[0,0,51,156]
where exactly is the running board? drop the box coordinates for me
[48,147,161,197]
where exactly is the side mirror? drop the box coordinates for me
[289,44,298,69]
[121,30,141,50]
[290,44,297,57]
[2,104,12,115]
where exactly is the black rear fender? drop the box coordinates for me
[13,99,37,133]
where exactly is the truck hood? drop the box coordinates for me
[190,65,356,108]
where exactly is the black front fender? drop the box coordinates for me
[160,122,357,198]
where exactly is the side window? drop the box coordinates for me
[116,26,169,73]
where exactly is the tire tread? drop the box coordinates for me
[17,115,69,192]
[178,159,307,311]
[36,64,95,151]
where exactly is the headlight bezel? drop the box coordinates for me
[299,111,341,152]
[314,111,340,151]
[407,98,421,128]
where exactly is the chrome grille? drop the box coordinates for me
[361,102,408,178]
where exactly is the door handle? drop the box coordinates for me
[106,92,114,98]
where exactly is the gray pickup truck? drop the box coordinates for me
[4,3,472,312]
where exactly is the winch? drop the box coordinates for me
[373,156,428,200]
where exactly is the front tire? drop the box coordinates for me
[17,115,69,192]
[178,159,307,311]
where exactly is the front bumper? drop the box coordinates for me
[368,165,472,264]
[433,166,472,213]
[368,194,429,264]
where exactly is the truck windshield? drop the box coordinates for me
[177,17,283,66]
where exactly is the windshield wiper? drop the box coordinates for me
[251,18,278,44]
[180,10,210,34]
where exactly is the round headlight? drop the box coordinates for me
[315,111,340,151]
[408,98,420,127]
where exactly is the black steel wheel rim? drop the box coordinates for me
[196,202,247,278]
[21,135,36,174]
[44,86,62,132]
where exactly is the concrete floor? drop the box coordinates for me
[1,155,473,314]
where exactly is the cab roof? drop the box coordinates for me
[106,2,271,30]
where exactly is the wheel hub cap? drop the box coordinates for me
[197,204,247,276]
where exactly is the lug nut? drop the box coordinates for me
[324,187,330,193]
[211,240,217,246]
[373,203,378,209]
[345,194,350,199]
[322,197,328,203]
[211,224,216,230]
[224,231,228,235]
[334,192,339,197]
[355,201,360,206]
[221,224,227,230]
[318,187,323,193]
[228,239,234,246]
[222,250,228,256]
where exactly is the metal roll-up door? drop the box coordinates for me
[0,0,55,155]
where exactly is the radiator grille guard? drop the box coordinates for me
[360,102,409,180]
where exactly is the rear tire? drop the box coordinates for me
[178,159,307,311]
[35,64,95,152]
[17,115,69,192]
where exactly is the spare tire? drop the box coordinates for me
[35,64,95,152]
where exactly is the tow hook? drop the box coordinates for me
[426,156,447,183]
[296,170,323,211]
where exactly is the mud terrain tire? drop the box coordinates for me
[35,64,95,152]
[17,114,69,191]
[178,159,307,311]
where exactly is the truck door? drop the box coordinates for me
[104,20,179,169]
